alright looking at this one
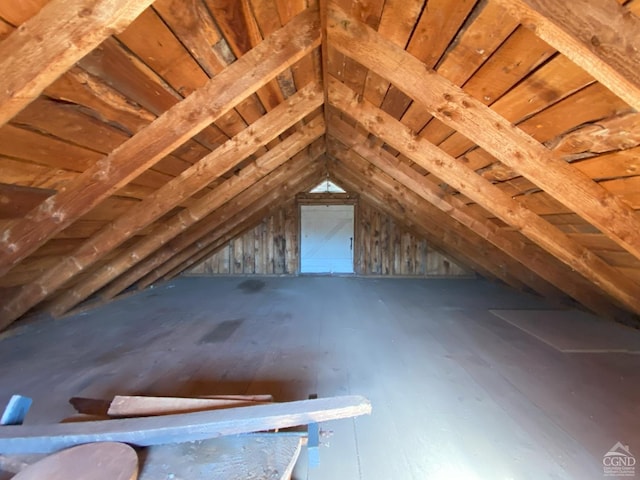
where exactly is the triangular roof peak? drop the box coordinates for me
[309,179,346,193]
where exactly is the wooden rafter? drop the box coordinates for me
[47,123,325,316]
[327,2,640,265]
[108,158,324,298]
[494,0,640,112]
[0,0,156,127]
[0,7,320,277]
[328,77,640,315]
[0,82,323,329]
[328,158,536,292]
[156,169,325,286]
[327,115,628,319]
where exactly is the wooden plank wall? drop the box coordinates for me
[187,199,471,277]
[355,201,470,277]
[188,200,299,276]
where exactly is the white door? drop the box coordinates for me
[300,205,354,273]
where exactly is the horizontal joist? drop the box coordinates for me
[328,77,640,315]
[0,7,320,280]
[0,82,323,329]
[327,3,640,265]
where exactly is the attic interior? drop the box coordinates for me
[1,0,640,477]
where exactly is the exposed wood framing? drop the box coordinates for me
[133,163,324,294]
[48,127,325,316]
[0,7,321,277]
[327,3,640,265]
[1,83,323,327]
[95,154,324,302]
[327,119,626,318]
[328,159,535,292]
[0,0,155,127]
[494,0,640,112]
[1,0,640,326]
[328,78,640,315]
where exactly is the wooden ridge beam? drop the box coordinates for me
[46,117,325,317]
[0,7,320,277]
[327,159,532,291]
[494,0,640,112]
[98,155,323,301]
[0,83,323,330]
[133,163,324,293]
[327,3,640,265]
[327,115,626,319]
[328,77,640,315]
[0,0,155,127]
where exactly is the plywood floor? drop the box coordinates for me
[1,277,639,479]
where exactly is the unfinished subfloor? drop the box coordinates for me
[1,276,640,479]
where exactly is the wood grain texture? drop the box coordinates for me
[138,434,303,480]
[47,119,324,317]
[0,184,54,220]
[188,193,470,278]
[100,157,324,299]
[138,168,324,289]
[108,395,270,417]
[12,442,138,480]
[328,77,640,315]
[329,160,534,291]
[327,116,625,318]
[494,0,640,111]
[0,7,321,283]
[0,0,155,127]
[188,203,299,276]
[327,3,640,268]
[0,395,370,454]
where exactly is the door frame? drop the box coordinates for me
[296,192,359,274]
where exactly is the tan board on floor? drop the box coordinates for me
[138,434,303,480]
[12,442,137,480]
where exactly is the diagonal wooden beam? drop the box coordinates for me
[124,163,324,295]
[157,172,324,286]
[328,77,640,315]
[0,83,323,330]
[493,0,640,112]
[160,208,279,284]
[99,154,323,301]
[47,126,325,316]
[327,118,630,319]
[327,3,640,264]
[0,7,320,276]
[328,159,533,292]
[0,0,156,127]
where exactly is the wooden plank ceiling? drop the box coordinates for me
[0,0,639,330]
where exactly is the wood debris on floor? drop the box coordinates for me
[0,392,371,479]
